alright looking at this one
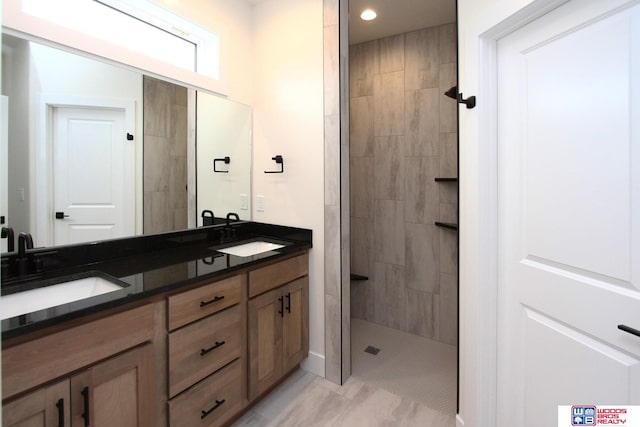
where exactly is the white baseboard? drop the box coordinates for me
[300,351,325,377]
[456,414,465,427]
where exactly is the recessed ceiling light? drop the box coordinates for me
[360,9,377,21]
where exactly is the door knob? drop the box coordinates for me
[55,212,70,220]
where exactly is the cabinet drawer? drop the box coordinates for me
[2,303,156,400]
[168,305,242,397]
[168,275,243,331]
[248,253,308,298]
[168,359,242,427]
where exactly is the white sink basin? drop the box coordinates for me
[217,241,285,257]
[0,275,126,320]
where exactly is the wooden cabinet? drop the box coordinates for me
[70,344,155,427]
[2,250,309,427]
[168,305,242,398]
[2,344,154,427]
[247,254,309,400]
[281,278,309,371]
[2,380,70,427]
[168,359,242,427]
[167,275,242,331]
[2,304,160,427]
[166,274,246,427]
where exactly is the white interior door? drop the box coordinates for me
[497,1,640,425]
[53,106,133,245]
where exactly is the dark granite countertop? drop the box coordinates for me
[0,221,312,340]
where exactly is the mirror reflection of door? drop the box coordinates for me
[52,106,134,245]
[2,33,252,253]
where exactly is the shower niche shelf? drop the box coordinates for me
[435,222,458,231]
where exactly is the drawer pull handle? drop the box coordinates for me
[81,386,90,427]
[286,292,291,314]
[56,398,64,427]
[618,324,640,338]
[200,295,224,307]
[201,399,226,419]
[200,340,226,356]
[278,296,284,317]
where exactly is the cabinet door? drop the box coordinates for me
[70,344,155,427]
[282,277,309,372]
[248,288,283,400]
[2,380,70,427]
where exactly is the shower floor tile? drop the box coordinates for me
[351,318,458,416]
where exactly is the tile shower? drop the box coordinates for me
[350,23,458,346]
[143,76,188,234]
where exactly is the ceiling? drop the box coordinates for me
[349,0,456,44]
[246,0,456,45]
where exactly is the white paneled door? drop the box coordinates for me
[496,0,640,425]
[53,106,133,245]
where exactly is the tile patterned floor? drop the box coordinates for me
[232,371,454,427]
[232,320,456,427]
[351,319,457,415]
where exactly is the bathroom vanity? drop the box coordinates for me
[1,221,312,427]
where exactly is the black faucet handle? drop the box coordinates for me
[1,226,15,252]
[225,213,240,229]
[18,232,34,256]
[23,233,34,249]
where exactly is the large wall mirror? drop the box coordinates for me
[0,33,252,253]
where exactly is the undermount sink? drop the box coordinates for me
[217,241,285,257]
[0,274,127,321]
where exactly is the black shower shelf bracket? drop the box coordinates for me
[265,155,284,174]
[435,222,458,231]
[434,177,458,182]
[213,156,230,173]
[445,85,476,109]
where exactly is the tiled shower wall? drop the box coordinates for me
[143,76,188,234]
[349,23,458,346]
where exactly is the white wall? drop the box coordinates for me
[145,0,327,376]
[196,93,252,221]
[153,0,254,105]
[251,0,325,375]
